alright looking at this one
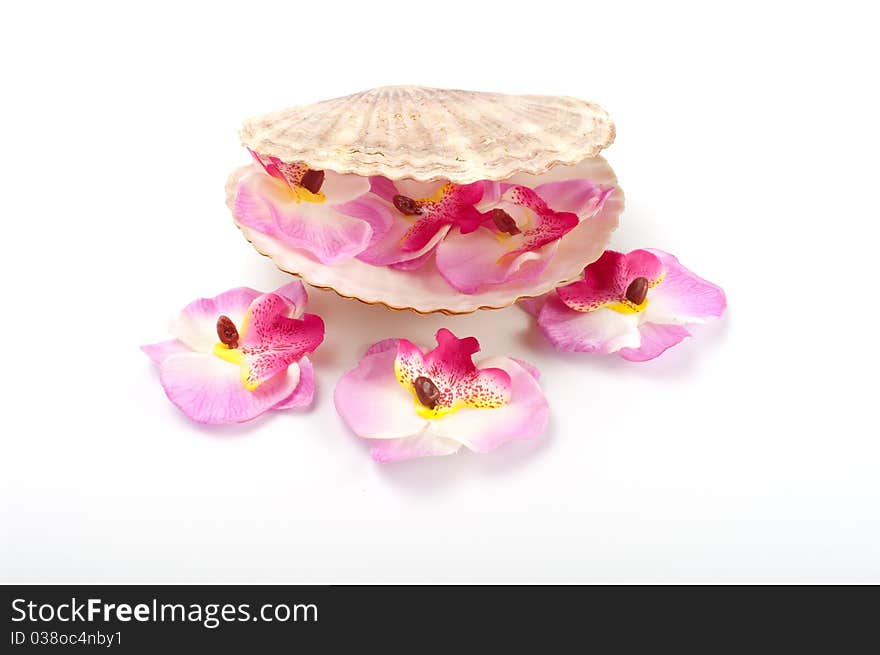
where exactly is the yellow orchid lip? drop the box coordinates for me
[606,272,666,315]
[393,330,511,420]
[290,185,326,204]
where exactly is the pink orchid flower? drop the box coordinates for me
[523,249,726,361]
[142,281,324,424]
[232,150,390,264]
[435,177,613,293]
[353,177,486,269]
[334,329,549,462]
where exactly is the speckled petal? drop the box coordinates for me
[239,293,325,390]
[557,249,664,312]
[433,356,548,453]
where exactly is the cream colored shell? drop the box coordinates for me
[225,157,623,315]
[240,86,615,185]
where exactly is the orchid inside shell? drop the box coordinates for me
[227,86,624,314]
[523,249,726,361]
[234,150,382,265]
[334,329,549,462]
[142,281,324,424]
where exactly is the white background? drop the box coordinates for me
[2,1,878,583]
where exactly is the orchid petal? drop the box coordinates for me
[369,430,461,463]
[141,339,189,366]
[273,356,316,409]
[234,172,373,264]
[436,226,554,294]
[619,323,691,362]
[357,215,450,267]
[335,332,547,461]
[238,293,324,390]
[398,182,485,251]
[518,295,549,318]
[533,179,614,217]
[169,287,261,354]
[273,280,309,317]
[537,294,641,353]
[158,352,300,424]
[642,250,727,325]
[502,186,580,257]
[334,345,428,440]
[433,356,548,453]
[319,171,371,204]
[556,249,664,312]
[335,195,394,248]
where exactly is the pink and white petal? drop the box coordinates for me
[538,295,641,353]
[335,346,427,440]
[457,365,512,409]
[643,250,727,325]
[169,287,261,353]
[556,250,630,312]
[273,359,314,410]
[357,216,450,267]
[399,214,451,252]
[233,173,288,239]
[369,429,462,463]
[502,186,579,257]
[235,174,372,263]
[508,357,541,381]
[625,249,666,282]
[433,357,549,453]
[395,178,446,201]
[270,201,373,264]
[158,352,300,424]
[335,195,394,247]
[619,323,691,362]
[240,294,324,389]
[435,227,552,294]
[368,176,399,202]
[389,245,437,271]
[394,338,428,387]
[533,178,611,216]
[424,328,480,378]
[518,294,550,318]
[141,339,189,366]
[273,281,309,318]
[319,171,370,204]
[475,181,508,209]
[365,338,401,357]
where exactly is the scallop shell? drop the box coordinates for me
[225,157,624,315]
[240,86,615,185]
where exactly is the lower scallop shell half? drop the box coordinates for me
[225,158,623,314]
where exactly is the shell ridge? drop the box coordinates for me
[240,86,614,184]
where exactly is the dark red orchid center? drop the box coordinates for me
[414,376,441,409]
[490,208,521,235]
[625,277,649,305]
[393,194,423,216]
[299,169,325,194]
[216,315,239,349]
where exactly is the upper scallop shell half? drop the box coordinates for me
[240,86,615,185]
